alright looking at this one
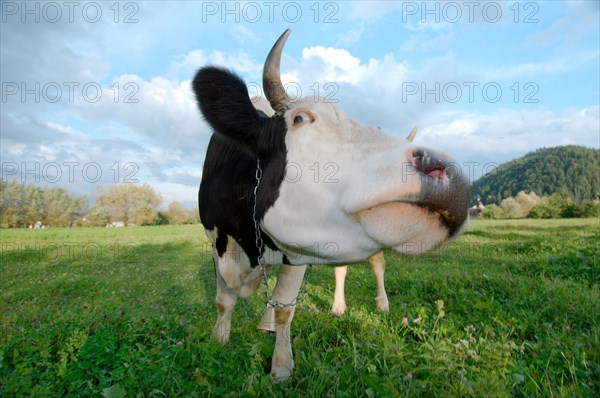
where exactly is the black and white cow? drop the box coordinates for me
[193,29,471,381]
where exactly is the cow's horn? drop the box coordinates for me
[406,127,418,142]
[263,28,292,112]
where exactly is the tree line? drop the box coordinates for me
[478,190,599,220]
[0,180,199,228]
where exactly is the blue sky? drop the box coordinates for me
[1,1,598,207]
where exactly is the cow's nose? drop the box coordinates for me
[409,147,471,237]
[412,149,450,180]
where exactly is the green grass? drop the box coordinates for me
[1,220,598,397]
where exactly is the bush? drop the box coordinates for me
[481,204,503,219]
[527,205,555,219]
[575,200,600,217]
[563,200,600,218]
[526,191,576,219]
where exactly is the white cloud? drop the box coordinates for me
[479,51,599,80]
[168,50,208,81]
[529,1,599,48]
[153,181,199,206]
[207,50,262,76]
[46,122,88,141]
[284,46,466,130]
[232,25,260,44]
[400,32,453,53]
[336,24,365,46]
[167,49,262,82]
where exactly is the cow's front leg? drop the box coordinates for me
[213,259,238,344]
[331,265,348,315]
[370,251,389,312]
[268,264,306,383]
[211,237,255,345]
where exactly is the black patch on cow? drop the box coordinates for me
[282,254,291,265]
[215,229,228,258]
[194,67,288,267]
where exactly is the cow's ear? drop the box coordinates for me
[193,67,260,152]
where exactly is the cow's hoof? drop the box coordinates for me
[213,321,231,344]
[375,296,389,312]
[271,347,294,383]
[270,366,292,383]
[213,330,230,345]
[331,301,347,316]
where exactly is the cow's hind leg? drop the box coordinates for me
[331,265,348,315]
[268,264,306,383]
[370,251,389,312]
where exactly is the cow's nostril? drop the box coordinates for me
[412,150,424,172]
[412,149,448,179]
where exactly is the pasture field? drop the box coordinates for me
[1,219,598,397]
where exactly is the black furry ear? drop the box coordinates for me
[193,67,260,153]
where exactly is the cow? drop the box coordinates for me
[192,29,471,382]
[332,252,389,315]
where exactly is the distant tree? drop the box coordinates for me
[190,206,200,224]
[92,183,161,226]
[547,190,572,217]
[163,201,194,225]
[527,191,571,219]
[0,180,22,227]
[499,197,520,219]
[42,186,88,226]
[155,212,170,225]
[527,204,554,219]
[480,204,503,219]
[515,191,542,216]
[572,201,600,218]
[498,191,543,218]
[0,180,88,227]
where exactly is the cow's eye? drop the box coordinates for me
[292,110,314,126]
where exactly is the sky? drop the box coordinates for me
[1,1,599,208]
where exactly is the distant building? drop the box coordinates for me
[468,199,486,218]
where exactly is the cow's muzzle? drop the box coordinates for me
[407,148,471,236]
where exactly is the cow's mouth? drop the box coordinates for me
[408,202,454,230]
[391,184,469,238]
[362,200,456,233]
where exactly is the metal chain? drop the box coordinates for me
[252,157,312,308]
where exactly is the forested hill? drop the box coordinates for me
[471,146,599,205]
